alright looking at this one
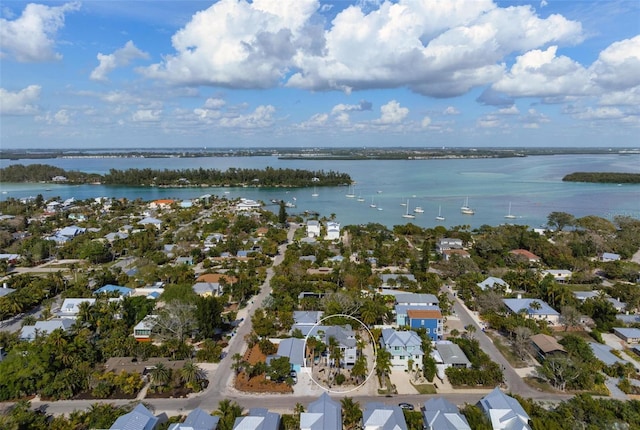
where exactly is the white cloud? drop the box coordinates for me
[0,2,80,62]
[36,109,71,125]
[132,109,161,122]
[298,113,329,128]
[589,35,640,91]
[443,106,460,115]
[218,105,276,128]
[421,116,432,128]
[498,105,519,115]
[331,100,372,115]
[599,87,640,106]
[493,46,592,97]
[572,107,626,121]
[521,108,550,127]
[204,98,226,109]
[141,0,319,87]
[90,41,149,82]
[373,100,408,125]
[540,0,548,7]
[477,115,501,128]
[0,85,41,114]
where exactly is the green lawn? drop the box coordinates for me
[410,382,437,394]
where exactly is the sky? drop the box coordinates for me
[0,0,639,149]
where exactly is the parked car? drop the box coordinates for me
[398,402,414,411]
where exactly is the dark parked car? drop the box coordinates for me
[398,402,414,411]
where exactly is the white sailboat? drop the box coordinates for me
[436,205,445,221]
[402,199,416,219]
[357,194,365,202]
[461,197,475,215]
[345,184,356,198]
[369,196,377,208]
[413,206,424,213]
[311,186,319,197]
[504,202,516,219]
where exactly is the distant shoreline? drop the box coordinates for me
[2,147,639,161]
[563,172,640,184]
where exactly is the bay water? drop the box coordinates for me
[1,154,638,229]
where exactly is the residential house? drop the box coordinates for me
[442,249,471,261]
[109,403,159,430]
[175,256,193,265]
[307,220,321,238]
[407,309,443,340]
[422,397,471,430]
[613,327,640,343]
[139,217,162,229]
[509,249,541,264]
[541,269,572,283]
[617,314,640,325]
[0,253,20,264]
[269,338,306,372]
[149,199,175,210]
[324,325,357,367]
[379,273,417,289]
[196,273,237,286]
[180,200,193,209]
[58,298,96,319]
[600,252,621,262]
[529,334,566,361]
[396,293,439,307]
[235,198,262,211]
[573,291,599,302]
[94,284,133,297]
[59,225,86,238]
[478,387,531,430]
[436,238,464,254]
[503,298,560,325]
[105,231,129,242]
[477,277,511,293]
[232,408,280,430]
[432,342,471,371]
[204,233,225,248]
[362,403,408,430]
[134,315,158,342]
[20,319,75,341]
[300,392,342,430]
[168,407,219,430]
[325,222,340,241]
[300,255,317,263]
[192,282,223,297]
[291,311,324,336]
[380,329,424,369]
[394,304,441,328]
[0,283,16,298]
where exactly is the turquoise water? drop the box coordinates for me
[1,154,638,229]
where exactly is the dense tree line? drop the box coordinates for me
[0,164,352,187]
[563,172,640,183]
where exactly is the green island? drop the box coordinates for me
[0,164,351,187]
[563,172,640,184]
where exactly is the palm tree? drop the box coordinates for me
[150,362,172,388]
[341,397,362,430]
[231,353,245,375]
[180,361,205,390]
[351,355,368,384]
[464,324,477,340]
[214,399,244,430]
[375,347,392,390]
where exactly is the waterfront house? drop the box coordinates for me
[232,408,280,430]
[110,403,159,430]
[478,387,531,430]
[613,327,640,343]
[436,238,464,254]
[300,392,342,430]
[362,403,408,430]
[423,397,471,430]
[477,276,511,293]
[503,298,560,325]
[168,407,219,430]
[380,328,424,369]
[529,334,566,361]
[149,199,175,210]
[307,220,321,238]
[407,309,443,340]
[325,222,340,241]
[235,198,262,211]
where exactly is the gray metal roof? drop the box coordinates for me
[110,404,159,430]
[435,342,471,366]
[169,408,219,430]
[588,342,628,366]
[363,403,408,430]
[300,393,342,430]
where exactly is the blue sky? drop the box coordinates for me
[1,0,638,149]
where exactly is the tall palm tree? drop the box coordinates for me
[150,362,172,388]
[341,397,362,430]
[180,361,205,390]
[375,347,392,389]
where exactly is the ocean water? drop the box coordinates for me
[1,154,639,229]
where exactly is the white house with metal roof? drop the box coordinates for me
[232,408,280,430]
[58,298,96,319]
[479,387,531,430]
[168,407,219,430]
[423,397,471,430]
[477,277,511,293]
[300,393,342,430]
[20,319,75,341]
[613,327,640,343]
[362,403,408,430]
[109,403,159,430]
[502,298,560,325]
